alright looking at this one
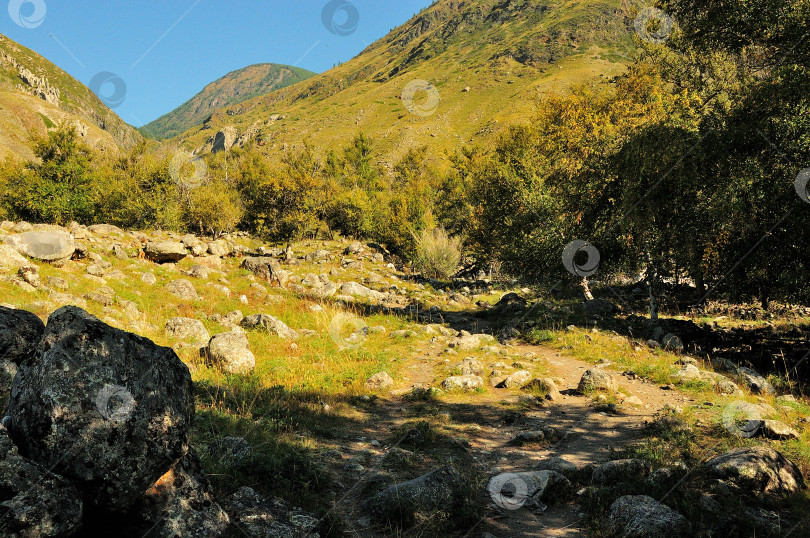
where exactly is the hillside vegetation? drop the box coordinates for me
[173,0,639,166]
[140,63,316,140]
[0,33,141,161]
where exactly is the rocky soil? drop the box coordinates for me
[0,220,808,537]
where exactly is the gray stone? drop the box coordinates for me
[0,424,83,536]
[592,459,651,485]
[340,281,384,300]
[141,272,158,285]
[449,333,496,351]
[662,333,684,351]
[0,306,44,364]
[365,372,394,391]
[6,231,75,262]
[166,279,199,300]
[534,456,579,479]
[207,332,255,375]
[222,486,321,538]
[441,375,483,392]
[578,369,617,393]
[365,466,467,524]
[165,317,210,346]
[499,370,533,389]
[759,420,800,440]
[208,437,252,465]
[455,357,483,376]
[704,447,805,496]
[241,257,288,287]
[241,314,299,340]
[672,364,701,383]
[488,470,572,511]
[7,306,194,511]
[0,244,29,269]
[145,241,188,263]
[608,495,690,537]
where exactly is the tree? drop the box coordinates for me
[7,123,98,224]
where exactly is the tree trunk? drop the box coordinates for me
[645,251,659,321]
[581,277,594,301]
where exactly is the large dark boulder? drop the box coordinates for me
[131,449,230,537]
[0,306,45,364]
[7,306,194,511]
[0,424,82,536]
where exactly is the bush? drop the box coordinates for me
[412,227,462,279]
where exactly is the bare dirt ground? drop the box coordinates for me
[323,343,695,537]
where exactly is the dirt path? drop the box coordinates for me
[332,343,695,537]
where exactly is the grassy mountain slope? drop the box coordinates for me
[0,33,141,161]
[175,0,641,166]
[140,63,317,140]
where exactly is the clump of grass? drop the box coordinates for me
[412,227,462,280]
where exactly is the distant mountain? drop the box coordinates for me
[139,64,317,140]
[0,33,141,161]
[173,0,641,166]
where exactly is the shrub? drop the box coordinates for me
[412,227,462,279]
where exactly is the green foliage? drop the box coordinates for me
[5,124,98,225]
[412,227,462,280]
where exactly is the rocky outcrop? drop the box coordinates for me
[578,369,617,393]
[7,306,195,511]
[212,126,238,153]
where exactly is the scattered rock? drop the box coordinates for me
[456,357,483,376]
[365,466,467,524]
[166,279,199,300]
[759,420,800,440]
[499,370,532,389]
[441,375,483,392]
[6,231,75,262]
[704,447,805,496]
[0,244,30,269]
[7,306,194,511]
[145,241,188,263]
[206,332,255,375]
[662,333,683,352]
[165,317,210,346]
[608,495,690,537]
[208,436,252,465]
[365,372,394,392]
[578,369,617,393]
[488,470,572,511]
[222,486,321,538]
[592,459,651,485]
[241,314,299,340]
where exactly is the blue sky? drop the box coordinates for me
[3,0,434,126]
